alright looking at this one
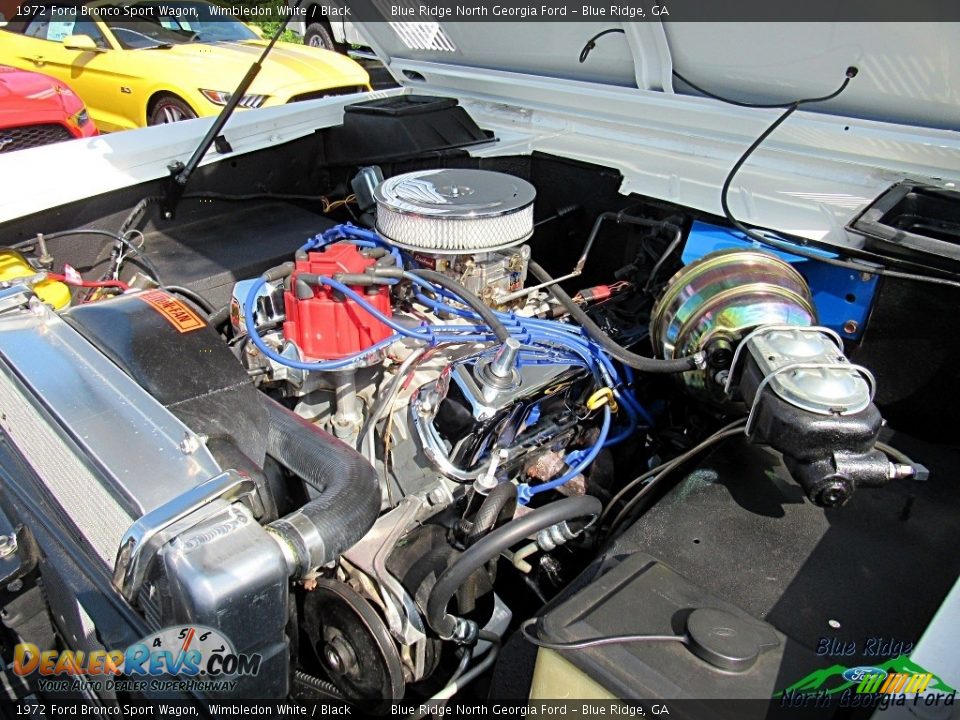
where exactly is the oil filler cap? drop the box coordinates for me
[685,608,774,672]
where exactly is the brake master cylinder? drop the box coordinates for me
[651,249,911,507]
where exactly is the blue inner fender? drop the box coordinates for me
[681,221,878,340]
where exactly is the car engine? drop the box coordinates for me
[0,143,948,707]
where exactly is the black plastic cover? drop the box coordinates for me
[539,553,788,704]
[323,95,494,165]
[63,292,268,470]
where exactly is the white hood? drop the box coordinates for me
[351,20,960,131]
[3,18,959,246]
[345,18,960,246]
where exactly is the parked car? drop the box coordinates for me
[285,0,365,51]
[0,63,96,152]
[0,15,958,712]
[0,0,370,131]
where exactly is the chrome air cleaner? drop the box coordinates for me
[373,168,536,253]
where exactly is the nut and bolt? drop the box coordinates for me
[323,646,344,674]
[0,534,17,559]
[28,296,46,316]
[843,320,859,335]
[323,636,358,676]
[179,433,203,454]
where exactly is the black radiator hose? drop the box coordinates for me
[527,260,701,374]
[426,495,602,641]
[464,482,518,547]
[263,397,381,578]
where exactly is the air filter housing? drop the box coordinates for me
[374,169,536,253]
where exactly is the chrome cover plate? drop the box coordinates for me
[0,295,223,562]
[745,326,873,416]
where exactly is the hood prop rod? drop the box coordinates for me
[162,3,301,219]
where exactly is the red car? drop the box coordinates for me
[0,64,97,154]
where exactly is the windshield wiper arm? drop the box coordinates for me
[162,1,302,218]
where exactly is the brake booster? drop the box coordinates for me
[651,249,900,507]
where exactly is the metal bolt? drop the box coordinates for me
[323,636,357,676]
[7,579,23,592]
[179,433,201,455]
[860,272,873,282]
[0,534,17,559]
[323,646,344,675]
[428,487,447,506]
[888,463,915,481]
[28,296,46,316]
[843,320,859,335]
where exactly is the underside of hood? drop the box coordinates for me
[349,20,959,132]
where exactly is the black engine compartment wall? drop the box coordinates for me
[608,434,960,678]
[0,104,957,439]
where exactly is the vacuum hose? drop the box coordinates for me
[463,482,518,547]
[426,495,603,641]
[263,396,381,577]
[527,260,701,373]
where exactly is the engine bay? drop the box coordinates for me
[1,94,959,710]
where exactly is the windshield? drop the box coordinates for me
[101,17,190,48]
[133,2,259,42]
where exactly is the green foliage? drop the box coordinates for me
[251,21,302,43]
[224,0,303,43]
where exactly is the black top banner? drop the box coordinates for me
[332,0,955,22]
[9,0,954,23]
[191,0,960,24]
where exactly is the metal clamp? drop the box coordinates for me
[744,361,877,437]
[724,324,844,396]
[342,496,430,647]
[112,470,258,601]
[0,285,33,316]
[410,387,488,482]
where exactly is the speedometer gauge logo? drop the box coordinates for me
[125,625,260,677]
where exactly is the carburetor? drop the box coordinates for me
[373,168,535,308]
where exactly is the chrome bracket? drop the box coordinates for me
[112,470,259,602]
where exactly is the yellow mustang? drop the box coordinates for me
[0,0,370,131]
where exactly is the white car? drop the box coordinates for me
[0,11,958,710]
[286,0,366,50]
